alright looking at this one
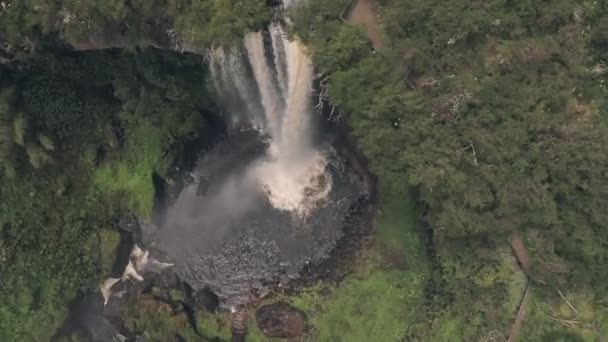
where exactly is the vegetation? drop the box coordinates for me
[0,0,271,49]
[292,0,608,339]
[0,46,216,340]
[1,0,608,341]
[287,184,429,341]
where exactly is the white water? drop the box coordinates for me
[209,24,331,216]
[99,244,173,305]
[209,47,265,128]
[244,32,284,142]
[269,23,289,99]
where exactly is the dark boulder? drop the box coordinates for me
[118,215,140,234]
[52,293,129,342]
[195,288,220,313]
[255,302,306,338]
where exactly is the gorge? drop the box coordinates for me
[149,22,370,308]
[84,2,373,339]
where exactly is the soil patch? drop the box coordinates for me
[346,0,384,49]
[510,232,531,274]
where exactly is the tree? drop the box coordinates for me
[0,87,54,177]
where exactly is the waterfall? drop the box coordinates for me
[269,22,289,99]
[209,47,265,128]
[282,39,314,156]
[208,22,331,216]
[154,9,368,305]
[244,32,284,142]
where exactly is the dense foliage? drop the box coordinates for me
[0,47,215,340]
[0,0,270,49]
[292,0,608,339]
[0,1,275,338]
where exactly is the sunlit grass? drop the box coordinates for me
[93,163,155,218]
[92,122,165,218]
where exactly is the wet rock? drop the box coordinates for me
[195,288,220,313]
[151,129,366,308]
[231,309,249,338]
[118,215,140,234]
[53,293,128,342]
[266,0,284,7]
[255,302,306,338]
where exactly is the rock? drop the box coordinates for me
[195,288,219,313]
[55,293,128,342]
[255,302,306,338]
[118,215,140,234]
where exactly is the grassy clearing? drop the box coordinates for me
[93,163,155,217]
[97,228,121,275]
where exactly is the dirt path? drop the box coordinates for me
[507,232,533,342]
[508,281,532,342]
[510,232,531,275]
[346,0,383,50]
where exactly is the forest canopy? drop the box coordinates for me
[291,0,608,339]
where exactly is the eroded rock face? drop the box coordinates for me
[255,302,306,338]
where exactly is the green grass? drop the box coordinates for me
[92,122,165,218]
[195,311,232,340]
[97,228,121,275]
[431,315,465,342]
[93,163,155,217]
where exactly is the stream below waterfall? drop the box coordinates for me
[146,19,370,309]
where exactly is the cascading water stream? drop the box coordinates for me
[210,21,331,216]
[89,1,370,318]
[243,31,285,144]
[252,36,332,215]
[149,5,367,308]
[269,22,289,99]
